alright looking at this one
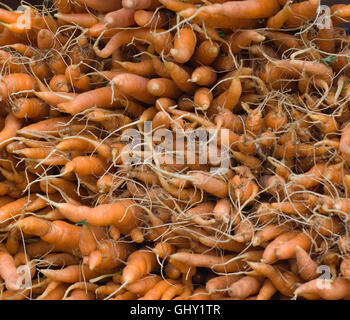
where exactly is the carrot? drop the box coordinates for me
[285,0,320,28]
[126,275,162,295]
[112,73,156,104]
[228,276,262,299]
[274,232,312,261]
[96,282,124,298]
[37,29,58,50]
[0,9,23,24]
[11,97,49,119]
[0,113,22,147]
[57,86,124,115]
[94,28,172,58]
[0,244,21,291]
[191,40,220,66]
[193,87,212,111]
[147,78,181,98]
[294,246,318,282]
[64,289,96,300]
[40,177,82,202]
[158,0,197,12]
[103,8,135,28]
[87,240,134,272]
[190,66,217,87]
[247,262,295,297]
[262,231,298,263]
[18,217,81,253]
[295,277,350,300]
[223,31,265,54]
[134,10,168,28]
[0,49,26,73]
[40,253,79,267]
[0,194,39,225]
[165,263,181,280]
[17,116,82,138]
[190,287,211,300]
[34,91,75,107]
[41,265,100,283]
[163,61,196,94]
[169,252,246,273]
[161,282,184,300]
[139,279,176,300]
[311,215,344,237]
[256,279,277,300]
[37,195,140,235]
[64,65,91,92]
[170,28,196,64]
[188,172,228,198]
[288,163,326,189]
[114,57,155,77]
[206,274,243,294]
[179,0,280,19]
[0,73,36,100]
[230,176,258,206]
[186,201,216,226]
[340,259,350,279]
[54,13,99,28]
[121,248,158,284]
[252,223,291,247]
[122,0,160,10]
[37,281,68,300]
[73,0,122,12]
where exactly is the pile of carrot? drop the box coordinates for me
[0,0,349,300]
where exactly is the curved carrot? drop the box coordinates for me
[0,244,21,291]
[147,78,181,98]
[112,73,156,104]
[73,0,122,12]
[295,277,350,300]
[122,248,158,284]
[41,265,100,283]
[123,0,159,10]
[191,40,220,66]
[179,0,280,19]
[134,9,169,28]
[54,13,99,28]
[104,8,135,27]
[228,276,262,299]
[57,86,124,115]
[95,28,172,58]
[170,28,196,64]
[38,195,140,235]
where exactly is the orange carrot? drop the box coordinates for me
[95,28,172,58]
[37,195,140,235]
[0,73,36,100]
[122,248,158,284]
[18,216,81,253]
[256,279,277,300]
[0,113,22,147]
[295,277,350,300]
[112,73,156,104]
[163,61,196,94]
[170,28,196,64]
[40,265,100,283]
[0,244,21,291]
[147,78,181,99]
[179,0,280,19]
[104,8,136,27]
[191,40,220,66]
[11,96,48,119]
[134,9,169,28]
